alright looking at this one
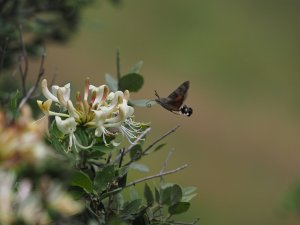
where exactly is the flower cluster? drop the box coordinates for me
[0,108,83,225]
[0,106,49,168]
[0,171,83,225]
[37,78,145,151]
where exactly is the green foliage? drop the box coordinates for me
[71,171,93,194]
[0,50,198,225]
[106,52,151,107]
[119,73,144,92]
[144,183,154,206]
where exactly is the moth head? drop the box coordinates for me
[180,105,193,117]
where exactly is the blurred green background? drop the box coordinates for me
[36,1,300,224]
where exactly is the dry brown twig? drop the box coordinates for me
[17,24,46,110]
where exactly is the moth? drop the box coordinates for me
[153,81,193,117]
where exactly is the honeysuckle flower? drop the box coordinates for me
[38,78,147,150]
[0,110,50,169]
[55,116,93,151]
[89,84,109,108]
[41,79,70,107]
[0,170,83,225]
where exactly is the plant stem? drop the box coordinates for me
[125,164,188,188]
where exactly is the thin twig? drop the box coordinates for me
[125,164,188,188]
[18,24,29,97]
[166,218,200,225]
[18,53,45,110]
[118,148,125,168]
[113,127,151,164]
[123,125,180,166]
[143,125,180,155]
[160,147,175,174]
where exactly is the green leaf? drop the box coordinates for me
[87,150,106,159]
[129,163,149,173]
[111,193,124,210]
[144,183,154,206]
[154,143,166,152]
[161,186,172,205]
[105,73,118,92]
[129,144,142,160]
[130,187,139,200]
[161,184,182,206]
[155,187,160,203]
[119,73,144,92]
[182,186,197,195]
[75,128,90,146]
[181,186,197,202]
[107,216,123,225]
[10,90,20,118]
[69,186,86,199]
[182,193,198,202]
[94,165,115,192]
[128,60,143,73]
[170,184,183,205]
[91,144,112,154]
[129,99,152,107]
[122,199,142,215]
[168,202,190,215]
[49,136,66,152]
[71,171,93,193]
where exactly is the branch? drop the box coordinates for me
[123,125,179,166]
[125,164,188,188]
[18,24,29,97]
[143,125,180,155]
[18,53,45,110]
[113,127,151,164]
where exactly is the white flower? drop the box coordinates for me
[41,79,70,107]
[37,99,69,118]
[38,78,146,149]
[55,116,93,152]
[89,84,109,108]
[55,116,77,135]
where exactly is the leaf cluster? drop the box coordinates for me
[0,49,198,224]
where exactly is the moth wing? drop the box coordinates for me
[155,97,178,111]
[166,81,189,108]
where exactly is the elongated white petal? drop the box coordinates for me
[55,117,77,135]
[41,79,58,102]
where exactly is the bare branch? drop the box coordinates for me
[18,53,45,110]
[143,125,180,155]
[18,24,29,96]
[123,125,180,166]
[113,127,151,164]
[125,164,188,188]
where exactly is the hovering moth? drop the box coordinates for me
[153,81,193,117]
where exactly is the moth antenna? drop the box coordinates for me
[154,90,160,99]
